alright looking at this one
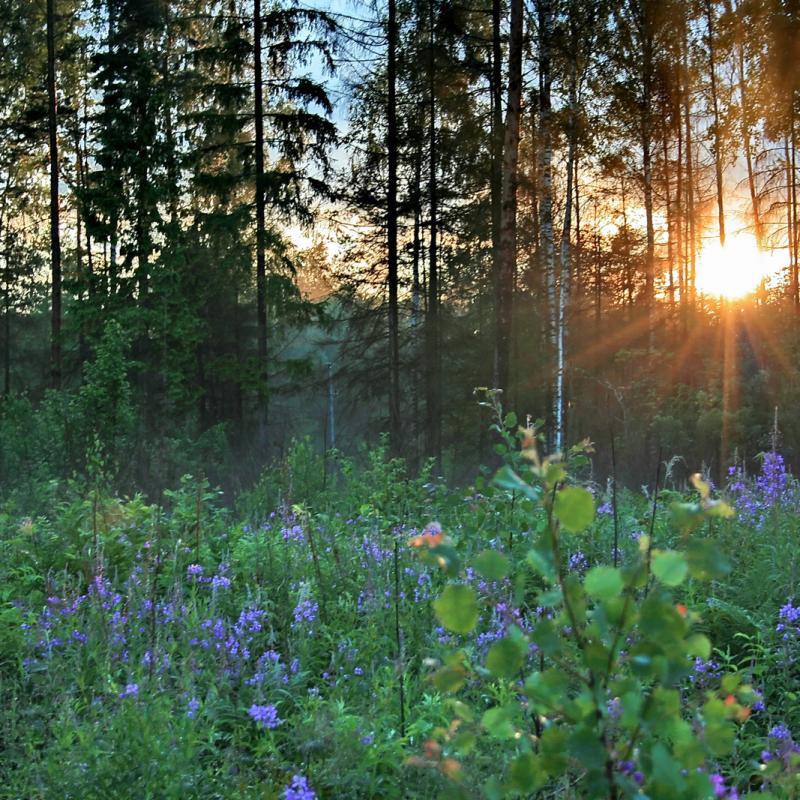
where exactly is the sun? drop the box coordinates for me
[695,233,783,300]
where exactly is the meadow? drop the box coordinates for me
[1,420,799,800]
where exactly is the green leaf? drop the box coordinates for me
[482,705,515,739]
[433,585,479,634]
[486,636,525,679]
[504,411,518,428]
[432,664,468,693]
[493,465,541,501]
[685,633,711,659]
[652,551,689,586]
[584,566,623,600]
[509,753,546,792]
[567,725,606,771]
[553,487,595,532]
[475,550,510,582]
[686,538,731,580]
[527,541,556,581]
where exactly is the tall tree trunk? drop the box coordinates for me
[783,136,797,296]
[555,57,577,452]
[490,0,503,388]
[725,0,763,246]
[683,29,696,302]
[663,132,675,310]
[641,32,656,320]
[791,113,799,308]
[495,0,523,396]
[254,0,269,439]
[47,0,62,390]
[411,151,422,463]
[387,0,401,451]
[674,86,685,306]
[705,0,726,245]
[536,0,555,432]
[425,0,441,466]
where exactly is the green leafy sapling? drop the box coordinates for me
[415,415,759,799]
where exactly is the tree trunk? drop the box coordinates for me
[425,0,441,466]
[537,0,555,433]
[254,0,269,439]
[47,0,62,390]
[490,0,503,388]
[495,0,523,397]
[555,58,577,452]
[705,0,726,245]
[387,0,401,452]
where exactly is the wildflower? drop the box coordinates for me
[567,551,589,574]
[187,564,204,577]
[360,734,374,746]
[283,774,316,800]
[211,575,231,590]
[187,697,200,719]
[768,723,792,741]
[248,703,281,729]
[292,599,319,627]
[119,683,139,699]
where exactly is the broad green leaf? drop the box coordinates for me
[539,727,568,775]
[504,411,518,428]
[652,551,689,586]
[584,566,623,600]
[432,664,467,693]
[493,465,541,501]
[433,585,478,634]
[685,633,711,659]
[509,753,546,792]
[486,636,525,679]
[526,542,556,581]
[567,726,606,771]
[525,669,568,709]
[686,538,731,580]
[475,550,510,582]
[531,619,562,655]
[553,487,595,532]
[482,705,515,739]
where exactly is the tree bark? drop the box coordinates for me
[47,0,62,390]
[704,0,726,245]
[425,0,441,466]
[495,0,523,397]
[490,0,503,388]
[387,0,401,452]
[254,0,269,438]
[555,57,577,452]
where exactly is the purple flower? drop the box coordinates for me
[211,575,231,590]
[187,697,200,719]
[187,564,204,577]
[292,599,319,627]
[568,551,589,574]
[284,774,316,800]
[769,723,792,741]
[119,683,139,699]
[360,734,374,746]
[248,703,281,729]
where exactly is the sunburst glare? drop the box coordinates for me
[695,232,784,299]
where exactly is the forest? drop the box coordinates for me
[1,0,800,797]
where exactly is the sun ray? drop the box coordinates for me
[695,232,785,299]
